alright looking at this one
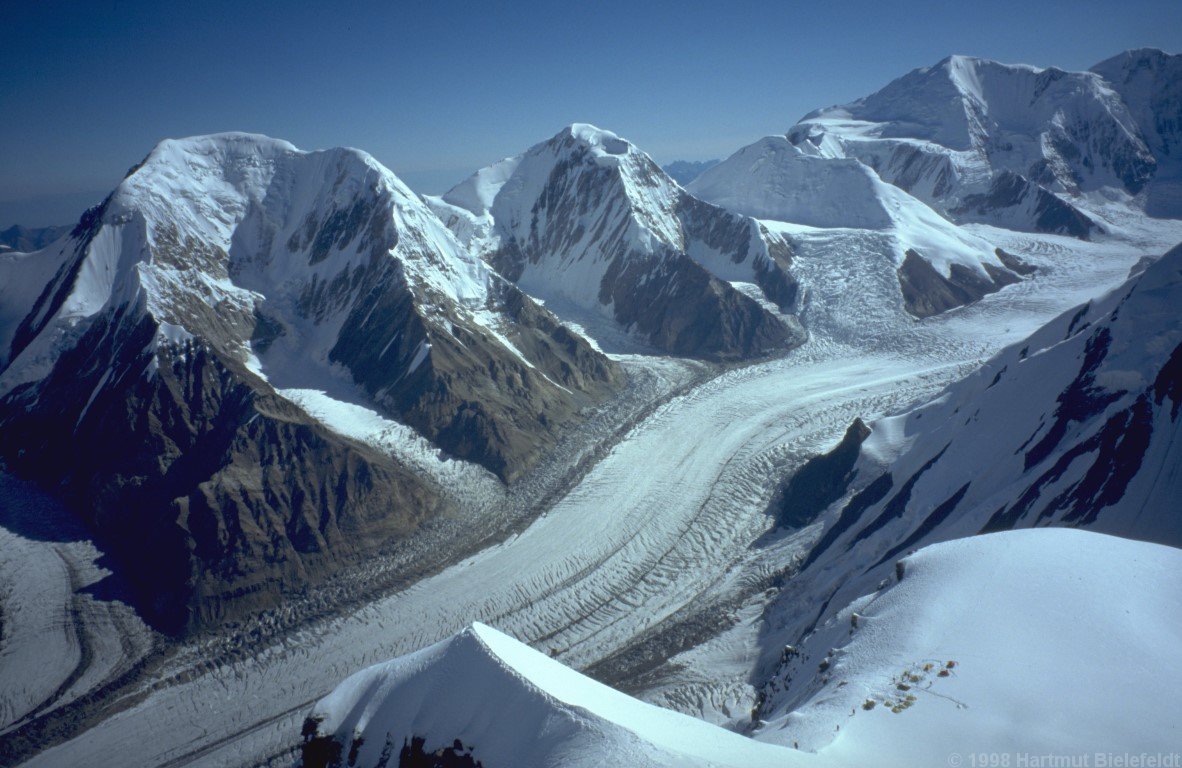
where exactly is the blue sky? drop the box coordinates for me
[2,0,1179,226]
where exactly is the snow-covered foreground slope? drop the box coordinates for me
[428,124,803,360]
[304,529,1182,768]
[304,623,789,768]
[757,529,1182,762]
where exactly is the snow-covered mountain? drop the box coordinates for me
[427,124,803,360]
[662,159,720,186]
[0,224,70,254]
[303,529,1182,767]
[0,133,620,632]
[777,54,1167,237]
[688,135,1033,317]
[1092,48,1182,218]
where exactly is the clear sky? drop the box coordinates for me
[2,0,1180,227]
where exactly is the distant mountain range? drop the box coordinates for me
[0,224,70,253]
[662,159,720,185]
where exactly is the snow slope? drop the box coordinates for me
[306,529,1182,768]
[305,622,790,768]
[755,529,1182,763]
[688,135,1011,281]
[788,238,1182,557]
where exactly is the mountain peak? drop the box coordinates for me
[557,123,633,156]
[434,126,803,360]
[1094,47,1176,69]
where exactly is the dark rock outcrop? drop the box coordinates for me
[954,171,1101,239]
[774,418,870,528]
[897,249,1022,318]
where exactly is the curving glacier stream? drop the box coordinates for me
[2,219,1179,767]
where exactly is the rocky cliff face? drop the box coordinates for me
[0,133,621,632]
[1092,48,1182,218]
[429,124,803,361]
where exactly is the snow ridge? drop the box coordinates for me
[306,622,788,768]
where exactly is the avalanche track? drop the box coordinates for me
[5,220,1179,767]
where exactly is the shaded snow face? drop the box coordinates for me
[1092,48,1182,218]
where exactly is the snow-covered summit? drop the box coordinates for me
[118,132,489,306]
[689,135,894,230]
[800,53,1151,187]
[689,133,1028,318]
[430,123,803,360]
